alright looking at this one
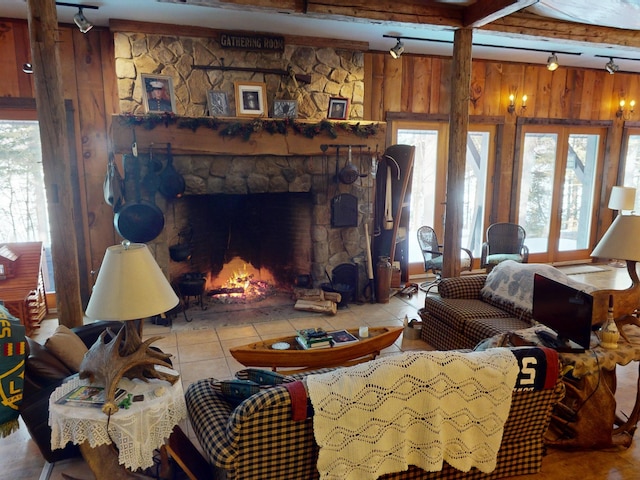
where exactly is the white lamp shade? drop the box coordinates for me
[86,243,179,321]
[608,186,636,211]
[591,215,640,262]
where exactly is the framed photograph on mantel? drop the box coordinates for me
[141,74,176,114]
[273,99,298,119]
[234,81,267,117]
[207,90,230,117]
[327,97,349,120]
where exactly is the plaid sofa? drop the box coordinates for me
[419,275,535,350]
[185,351,564,480]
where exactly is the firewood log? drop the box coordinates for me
[293,288,341,303]
[294,299,337,315]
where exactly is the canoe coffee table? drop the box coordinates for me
[229,326,403,373]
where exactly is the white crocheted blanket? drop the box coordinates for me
[306,349,519,480]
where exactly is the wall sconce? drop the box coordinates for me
[617,99,635,119]
[508,93,527,114]
[55,2,99,34]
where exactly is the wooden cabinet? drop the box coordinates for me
[0,242,48,336]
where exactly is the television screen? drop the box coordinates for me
[532,273,593,352]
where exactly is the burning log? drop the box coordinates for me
[209,287,245,295]
[294,299,337,315]
[293,288,342,303]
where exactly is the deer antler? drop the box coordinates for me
[79,324,177,415]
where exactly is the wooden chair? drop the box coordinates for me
[480,222,529,272]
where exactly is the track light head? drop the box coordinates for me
[605,58,619,75]
[389,39,405,59]
[73,7,93,33]
[546,53,559,71]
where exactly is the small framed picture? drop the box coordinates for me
[234,81,267,117]
[327,97,349,120]
[273,99,298,119]
[141,74,176,114]
[207,90,230,117]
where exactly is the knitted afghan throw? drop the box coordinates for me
[0,305,25,438]
[307,349,518,480]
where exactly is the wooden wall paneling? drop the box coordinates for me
[535,68,553,118]
[367,53,385,121]
[382,55,403,113]
[597,71,616,121]
[469,61,486,115]
[483,62,504,117]
[567,69,584,119]
[14,20,34,97]
[428,58,443,114]
[72,28,114,305]
[410,57,430,113]
[522,64,539,118]
[579,69,597,119]
[436,58,452,114]
[0,20,22,98]
[549,68,568,118]
[400,56,414,112]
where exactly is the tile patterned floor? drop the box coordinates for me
[3,265,640,479]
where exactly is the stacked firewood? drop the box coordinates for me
[292,288,342,315]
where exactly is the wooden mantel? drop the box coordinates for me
[111,115,386,156]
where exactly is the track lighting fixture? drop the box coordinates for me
[389,39,405,59]
[605,58,619,75]
[546,53,559,71]
[55,2,99,34]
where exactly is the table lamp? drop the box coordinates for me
[83,241,179,414]
[591,214,640,334]
[606,186,636,267]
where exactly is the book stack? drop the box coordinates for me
[57,385,128,408]
[296,328,333,349]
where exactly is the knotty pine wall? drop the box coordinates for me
[0,18,118,301]
[364,52,640,239]
[2,16,640,296]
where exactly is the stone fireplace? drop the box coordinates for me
[111,117,386,303]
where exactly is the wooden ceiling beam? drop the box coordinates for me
[463,0,538,28]
[481,11,640,50]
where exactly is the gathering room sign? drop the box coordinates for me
[219,33,285,52]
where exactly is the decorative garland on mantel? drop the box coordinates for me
[117,113,380,141]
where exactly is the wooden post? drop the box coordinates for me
[26,0,83,327]
[443,28,472,279]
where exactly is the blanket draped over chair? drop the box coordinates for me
[0,304,26,438]
[307,349,519,480]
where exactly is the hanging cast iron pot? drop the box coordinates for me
[158,143,185,199]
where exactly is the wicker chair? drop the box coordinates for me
[417,226,473,293]
[480,222,529,272]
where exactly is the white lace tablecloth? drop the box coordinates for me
[49,370,186,471]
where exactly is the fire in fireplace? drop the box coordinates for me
[173,192,313,301]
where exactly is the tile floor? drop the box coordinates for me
[3,265,640,479]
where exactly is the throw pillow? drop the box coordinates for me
[210,379,261,406]
[44,325,88,372]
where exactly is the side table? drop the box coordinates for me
[481,324,640,449]
[49,370,187,480]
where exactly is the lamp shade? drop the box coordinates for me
[608,186,636,211]
[591,215,640,262]
[86,243,179,321]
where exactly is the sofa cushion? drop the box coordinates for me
[25,337,73,387]
[463,317,532,347]
[437,275,488,299]
[424,297,513,331]
[44,325,88,372]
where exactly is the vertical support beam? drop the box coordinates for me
[443,28,472,278]
[26,0,83,327]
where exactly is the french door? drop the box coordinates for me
[621,127,640,211]
[393,121,495,275]
[515,125,605,263]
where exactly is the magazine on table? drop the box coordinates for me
[327,330,359,345]
[57,385,127,407]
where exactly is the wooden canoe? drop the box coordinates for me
[229,326,403,372]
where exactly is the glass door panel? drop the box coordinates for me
[516,126,603,263]
[622,131,640,212]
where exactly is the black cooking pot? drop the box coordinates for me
[169,243,192,262]
[114,153,165,243]
[158,143,185,199]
